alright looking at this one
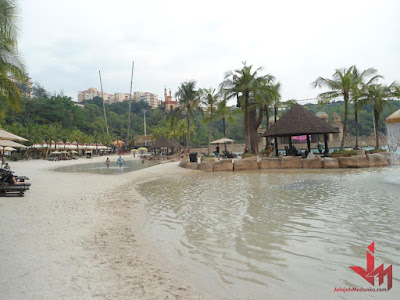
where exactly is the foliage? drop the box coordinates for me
[332,149,358,157]
[0,0,25,118]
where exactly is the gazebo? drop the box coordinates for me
[262,104,339,156]
[152,136,183,154]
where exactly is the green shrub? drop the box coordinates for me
[332,149,358,157]
[259,150,272,157]
[242,153,256,158]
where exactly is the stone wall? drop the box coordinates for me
[179,153,389,172]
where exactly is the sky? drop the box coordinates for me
[19,0,400,103]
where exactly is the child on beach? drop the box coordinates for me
[117,156,124,168]
[106,157,110,168]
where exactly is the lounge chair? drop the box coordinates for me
[0,171,31,197]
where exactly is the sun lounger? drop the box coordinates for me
[0,182,31,197]
[0,171,31,197]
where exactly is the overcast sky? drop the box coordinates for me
[19,0,400,103]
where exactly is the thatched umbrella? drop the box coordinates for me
[262,104,339,156]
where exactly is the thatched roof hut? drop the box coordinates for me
[262,104,339,155]
[152,137,183,154]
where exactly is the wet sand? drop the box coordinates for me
[0,156,209,299]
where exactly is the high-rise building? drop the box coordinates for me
[78,88,101,102]
[140,92,160,108]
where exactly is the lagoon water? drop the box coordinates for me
[139,168,400,299]
[55,159,157,175]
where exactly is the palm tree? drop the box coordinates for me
[221,62,273,154]
[0,0,25,118]
[359,83,396,149]
[350,67,382,149]
[313,66,359,149]
[215,98,237,138]
[174,81,201,151]
[200,87,220,155]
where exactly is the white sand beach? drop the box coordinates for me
[0,156,209,299]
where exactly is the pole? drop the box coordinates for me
[143,110,147,147]
[99,71,110,135]
[126,61,134,149]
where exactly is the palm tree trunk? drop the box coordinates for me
[244,97,250,151]
[222,117,226,138]
[186,109,191,151]
[249,109,259,154]
[340,97,349,150]
[374,109,380,149]
[355,101,359,150]
[274,105,278,154]
[207,111,213,155]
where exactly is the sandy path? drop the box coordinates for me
[0,156,210,299]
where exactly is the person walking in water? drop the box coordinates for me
[117,155,124,168]
[105,157,110,168]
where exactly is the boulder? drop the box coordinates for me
[198,162,214,172]
[355,150,366,156]
[234,158,259,171]
[281,156,303,168]
[179,160,198,170]
[338,155,369,168]
[366,153,389,167]
[258,157,282,169]
[213,159,233,171]
[322,158,339,168]
[303,157,322,168]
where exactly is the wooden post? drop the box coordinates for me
[306,134,311,153]
[275,136,279,156]
[288,136,293,156]
[324,133,329,156]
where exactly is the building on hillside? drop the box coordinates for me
[133,91,144,102]
[162,88,178,111]
[9,74,33,99]
[78,88,101,102]
[140,92,160,108]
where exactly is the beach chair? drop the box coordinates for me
[0,171,31,197]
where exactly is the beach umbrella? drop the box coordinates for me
[70,150,78,154]
[210,137,235,152]
[0,139,27,148]
[131,149,137,152]
[51,151,62,155]
[4,147,17,151]
[210,138,235,144]
[0,129,28,142]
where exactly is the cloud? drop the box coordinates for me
[19,0,400,102]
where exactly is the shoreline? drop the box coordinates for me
[0,155,210,299]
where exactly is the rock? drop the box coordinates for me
[258,157,282,169]
[179,160,198,170]
[366,153,389,167]
[338,155,369,168]
[198,162,214,172]
[303,157,322,168]
[281,156,303,168]
[213,159,233,171]
[355,150,366,156]
[322,158,339,168]
[234,158,259,171]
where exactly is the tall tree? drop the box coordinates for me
[174,81,201,151]
[350,67,381,149]
[221,62,273,154]
[359,83,396,149]
[200,87,220,155]
[313,66,358,149]
[215,98,237,138]
[0,0,25,119]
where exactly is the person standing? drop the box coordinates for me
[106,157,110,168]
[117,156,124,168]
[317,141,323,154]
[1,156,5,168]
